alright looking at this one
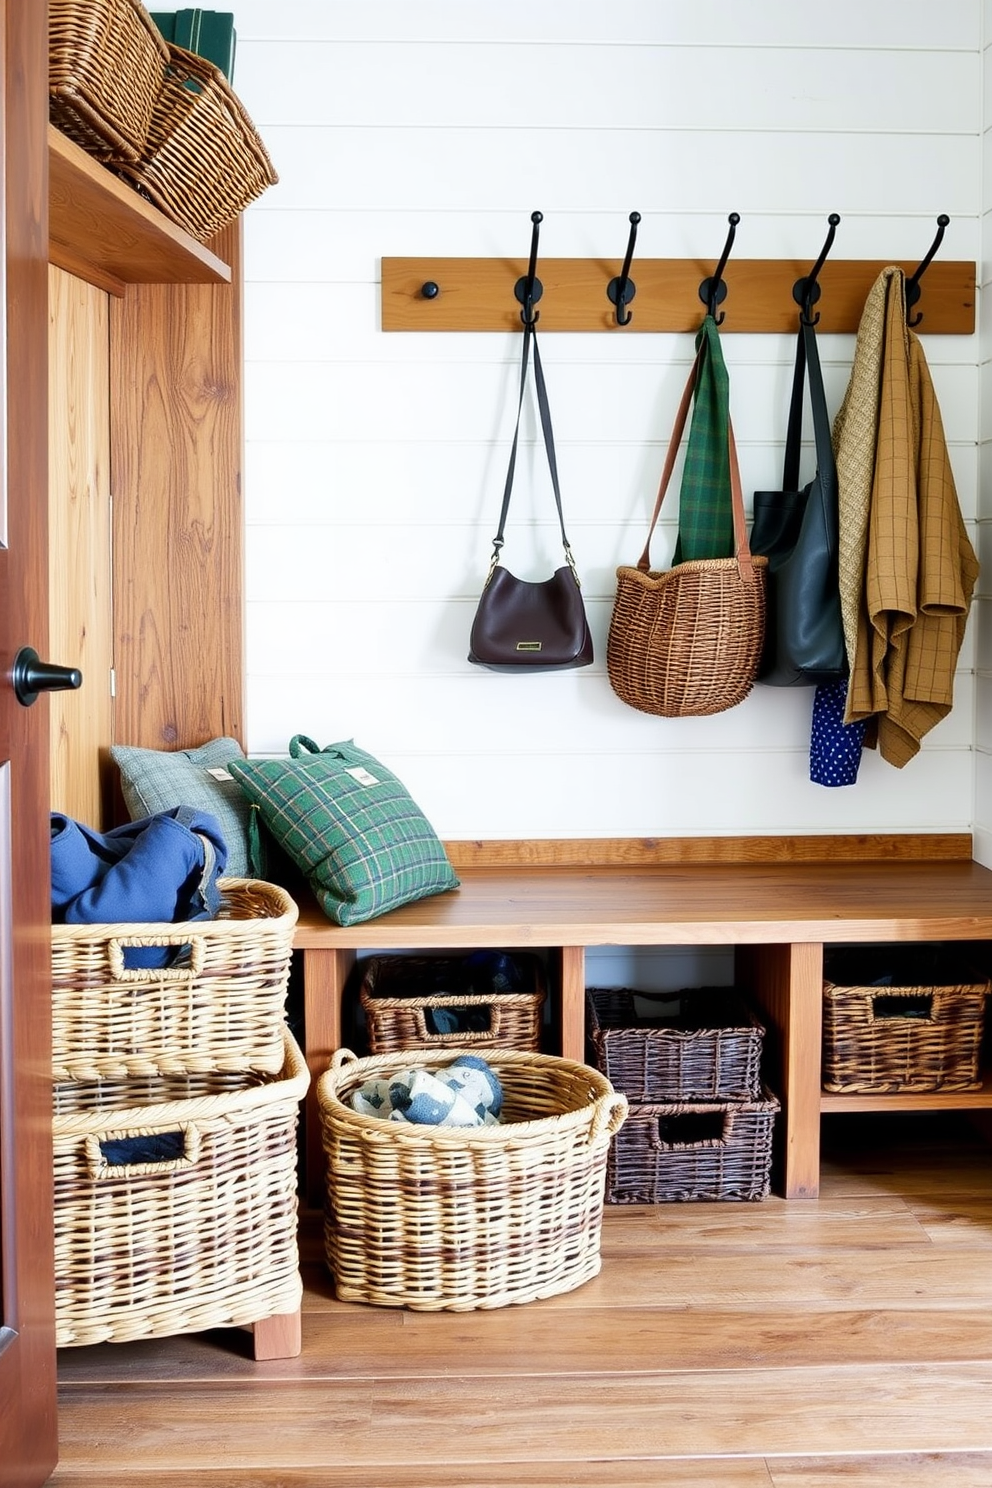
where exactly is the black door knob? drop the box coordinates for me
[12,646,83,707]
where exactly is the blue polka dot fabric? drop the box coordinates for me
[810,680,867,787]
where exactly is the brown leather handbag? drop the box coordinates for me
[468,321,593,673]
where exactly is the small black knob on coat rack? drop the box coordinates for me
[698,212,740,324]
[420,281,440,299]
[513,211,544,326]
[904,214,950,327]
[793,213,841,326]
[607,211,641,326]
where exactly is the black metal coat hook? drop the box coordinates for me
[905,214,950,327]
[513,211,544,326]
[698,212,740,324]
[607,211,641,326]
[793,213,841,326]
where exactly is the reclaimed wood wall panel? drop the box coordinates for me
[109,220,245,752]
[48,264,112,827]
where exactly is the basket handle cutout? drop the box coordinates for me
[86,1122,202,1180]
[870,993,934,1022]
[108,934,205,984]
[647,1108,733,1150]
[418,1003,500,1041]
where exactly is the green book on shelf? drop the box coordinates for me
[150,9,237,82]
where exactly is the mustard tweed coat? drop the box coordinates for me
[833,267,978,767]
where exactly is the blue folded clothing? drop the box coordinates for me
[351,1054,504,1127]
[51,805,228,968]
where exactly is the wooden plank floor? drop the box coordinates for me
[52,1111,992,1486]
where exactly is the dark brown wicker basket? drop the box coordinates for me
[822,972,990,1094]
[49,0,169,164]
[118,43,277,242]
[607,1089,779,1203]
[360,952,546,1056]
[586,986,764,1102]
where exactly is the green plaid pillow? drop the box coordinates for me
[111,736,255,878]
[227,736,459,926]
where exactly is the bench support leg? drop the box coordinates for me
[558,945,586,1062]
[737,941,824,1199]
[301,946,354,1209]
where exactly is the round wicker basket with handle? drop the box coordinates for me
[318,1047,628,1311]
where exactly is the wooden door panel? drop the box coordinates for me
[0,0,59,1482]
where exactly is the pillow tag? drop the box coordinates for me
[206,767,235,781]
[345,766,379,787]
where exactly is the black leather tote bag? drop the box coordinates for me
[750,318,846,687]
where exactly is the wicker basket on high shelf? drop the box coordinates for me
[53,1027,309,1347]
[49,0,169,164]
[318,1047,628,1311]
[117,42,278,242]
[51,878,298,1082]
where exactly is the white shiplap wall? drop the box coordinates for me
[228,0,982,851]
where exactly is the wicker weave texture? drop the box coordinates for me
[49,0,168,162]
[607,1090,779,1203]
[360,953,546,1055]
[587,987,764,1102]
[53,1026,309,1347]
[822,979,990,1093]
[118,43,278,242]
[51,878,298,1081]
[318,1048,628,1311]
[607,555,767,717]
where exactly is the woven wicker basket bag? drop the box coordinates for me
[607,338,767,718]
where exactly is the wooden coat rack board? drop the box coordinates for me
[380,257,976,335]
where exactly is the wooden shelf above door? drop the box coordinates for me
[48,125,232,296]
[381,256,976,334]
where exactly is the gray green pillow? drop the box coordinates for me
[226,735,459,926]
[111,736,254,878]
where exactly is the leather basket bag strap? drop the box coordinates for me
[637,348,755,581]
[489,321,578,578]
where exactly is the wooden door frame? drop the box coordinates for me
[0,0,59,1481]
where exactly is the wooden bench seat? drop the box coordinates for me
[292,834,992,1202]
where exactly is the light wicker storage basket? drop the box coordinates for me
[51,877,298,1081]
[586,986,764,1102]
[607,1090,779,1204]
[53,1025,309,1347]
[318,1047,628,1311]
[360,952,546,1056]
[822,947,991,1093]
[49,0,169,164]
[117,42,278,242]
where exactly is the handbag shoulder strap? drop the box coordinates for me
[783,319,835,497]
[489,322,576,572]
[637,348,755,579]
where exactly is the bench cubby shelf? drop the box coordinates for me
[292,835,992,1205]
